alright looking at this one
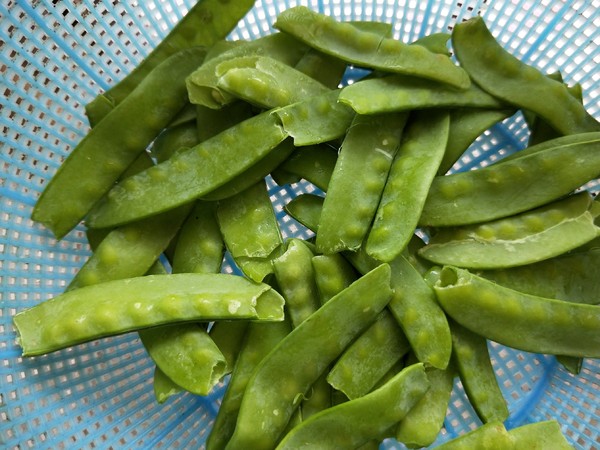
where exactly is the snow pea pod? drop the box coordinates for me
[452,16,600,136]
[508,420,574,449]
[431,266,600,358]
[419,192,600,269]
[419,132,600,227]
[14,273,285,356]
[225,264,393,450]
[153,366,183,404]
[196,101,255,143]
[274,6,470,89]
[86,110,288,228]
[411,32,451,56]
[276,143,337,192]
[284,193,324,232]
[311,253,357,304]
[338,75,503,115]
[32,47,208,239]
[316,112,407,254]
[276,363,429,450]
[85,0,255,124]
[434,422,515,450]
[366,110,449,262]
[149,121,200,163]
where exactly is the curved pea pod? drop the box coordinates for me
[293,49,347,89]
[86,110,288,229]
[450,320,509,424]
[168,102,197,128]
[419,192,600,269]
[153,366,183,404]
[311,253,357,304]
[276,143,338,192]
[85,0,255,124]
[411,32,451,56]
[419,132,600,227]
[225,264,393,450]
[452,17,600,136]
[14,273,285,356]
[284,193,324,232]
[275,363,429,450]
[508,420,575,449]
[274,6,470,89]
[431,266,600,358]
[186,33,309,109]
[149,121,200,163]
[32,47,208,239]
[196,101,255,143]
[316,112,407,254]
[216,56,329,109]
[366,110,449,262]
[434,422,515,450]
[338,75,503,115]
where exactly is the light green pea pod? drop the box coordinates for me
[186,33,309,109]
[196,101,255,143]
[225,264,393,450]
[275,143,338,192]
[209,321,249,373]
[153,366,183,404]
[366,110,449,262]
[316,112,407,254]
[86,109,288,229]
[450,320,509,424]
[452,16,600,136]
[431,266,600,358]
[275,363,430,450]
[216,56,329,109]
[293,49,347,89]
[149,121,200,163]
[217,180,284,282]
[338,75,504,115]
[508,420,575,449]
[311,253,357,303]
[419,191,600,269]
[434,422,515,450]
[326,310,411,400]
[284,193,324,232]
[274,6,470,89]
[14,273,285,356]
[419,132,600,227]
[411,32,451,56]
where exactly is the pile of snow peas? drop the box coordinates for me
[15,2,600,448]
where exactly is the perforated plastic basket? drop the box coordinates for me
[2,0,600,448]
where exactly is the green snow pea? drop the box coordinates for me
[86,109,288,228]
[311,253,357,304]
[284,193,324,232]
[167,102,198,128]
[276,363,430,450]
[209,321,249,373]
[411,32,451,56]
[452,16,600,136]
[153,366,183,404]
[196,101,255,143]
[366,110,449,262]
[85,0,255,125]
[149,121,200,163]
[338,75,503,115]
[434,422,515,450]
[292,49,347,89]
[275,143,337,192]
[431,266,600,358]
[316,112,407,254]
[274,6,470,89]
[508,420,574,449]
[14,273,285,356]
[419,191,600,269]
[32,47,207,239]
[419,132,600,227]
[450,320,509,424]
[225,264,393,450]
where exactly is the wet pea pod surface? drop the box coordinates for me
[6,2,600,450]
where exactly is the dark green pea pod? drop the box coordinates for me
[434,422,515,449]
[452,17,600,136]
[14,273,285,356]
[149,121,200,163]
[431,266,600,358]
[316,112,407,254]
[225,264,393,450]
[196,101,255,143]
[419,192,600,269]
[274,6,470,89]
[508,420,575,449]
[153,366,183,404]
[85,0,256,125]
[32,47,208,239]
[168,103,197,128]
[276,143,337,192]
[276,363,429,450]
[338,75,504,115]
[366,110,449,262]
[419,132,600,227]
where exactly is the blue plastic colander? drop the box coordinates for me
[1,0,600,448]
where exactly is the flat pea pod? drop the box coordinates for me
[276,143,338,192]
[450,320,509,424]
[275,363,430,450]
[508,420,574,449]
[224,264,393,450]
[316,112,407,254]
[411,32,451,56]
[338,75,503,115]
[167,102,198,128]
[196,101,255,143]
[452,17,600,136]
[86,110,288,229]
[419,192,600,269]
[32,47,208,239]
[14,273,285,356]
[419,132,600,227]
[284,193,324,232]
[84,0,255,125]
[293,49,347,89]
[431,266,600,358]
[366,110,449,262]
[153,366,183,404]
[274,6,470,89]
[434,422,515,450]
[149,121,200,163]
[311,253,357,304]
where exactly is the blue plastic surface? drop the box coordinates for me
[1,1,600,448]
